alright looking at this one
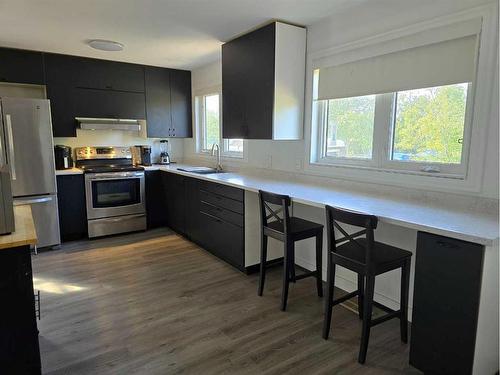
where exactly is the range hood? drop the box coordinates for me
[76,117,141,131]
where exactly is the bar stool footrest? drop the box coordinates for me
[293,271,318,281]
[331,290,359,307]
[370,310,401,327]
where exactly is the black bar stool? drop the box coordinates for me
[258,190,323,311]
[323,205,412,364]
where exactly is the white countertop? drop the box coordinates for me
[55,163,499,245]
[156,164,498,246]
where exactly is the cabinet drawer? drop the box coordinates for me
[198,211,244,269]
[199,201,243,227]
[199,189,243,214]
[199,180,243,202]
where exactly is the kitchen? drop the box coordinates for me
[0,0,498,374]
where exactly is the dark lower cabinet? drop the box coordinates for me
[145,170,167,229]
[161,171,245,270]
[56,175,87,242]
[161,172,187,235]
[410,232,484,375]
[0,246,41,374]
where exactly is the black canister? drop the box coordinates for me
[54,145,73,170]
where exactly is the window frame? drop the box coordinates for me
[194,87,244,158]
[314,83,474,178]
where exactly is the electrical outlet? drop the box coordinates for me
[264,155,272,169]
[295,159,303,170]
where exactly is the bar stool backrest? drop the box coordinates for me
[259,190,291,235]
[325,205,378,269]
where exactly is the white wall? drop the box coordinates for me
[184,2,499,201]
[54,127,184,163]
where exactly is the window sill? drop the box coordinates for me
[310,160,466,180]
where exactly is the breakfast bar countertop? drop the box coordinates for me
[0,205,37,250]
[156,163,499,247]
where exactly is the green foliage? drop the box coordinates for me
[393,84,467,163]
[327,95,375,158]
[326,84,467,163]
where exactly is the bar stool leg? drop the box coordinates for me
[258,234,268,296]
[322,253,335,339]
[357,274,365,320]
[315,231,323,297]
[400,258,411,343]
[289,241,296,283]
[358,275,375,364]
[281,237,292,311]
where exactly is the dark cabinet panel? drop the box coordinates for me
[44,54,79,137]
[0,48,44,85]
[74,57,145,93]
[0,246,41,374]
[145,67,172,138]
[145,170,167,229]
[56,175,87,241]
[73,88,146,119]
[160,171,244,270]
[161,172,187,234]
[170,69,192,138]
[197,211,244,269]
[47,84,77,137]
[222,23,275,139]
[410,232,484,375]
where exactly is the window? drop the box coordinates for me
[313,32,478,177]
[325,95,375,159]
[391,84,468,165]
[316,83,471,175]
[195,90,243,157]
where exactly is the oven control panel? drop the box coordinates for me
[75,146,132,160]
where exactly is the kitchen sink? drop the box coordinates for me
[177,167,225,174]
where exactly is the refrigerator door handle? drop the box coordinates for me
[14,196,53,205]
[5,114,16,180]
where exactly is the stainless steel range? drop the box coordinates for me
[76,146,146,238]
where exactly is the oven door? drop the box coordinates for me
[85,172,145,220]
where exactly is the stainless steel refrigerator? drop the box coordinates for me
[0,97,60,248]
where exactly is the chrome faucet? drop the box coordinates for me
[211,143,223,172]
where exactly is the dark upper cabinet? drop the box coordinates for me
[0,48,44,85]
[73,88,146,120]
[410,232,484,375]
[46,84,77,137]
[44,54,79,137]
[145,67,172,138]
[73,57,145,93]
[222,22,306,140]
[170,69,192,138]
[56,174,87,241]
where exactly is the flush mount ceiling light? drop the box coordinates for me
[87,39,124,51]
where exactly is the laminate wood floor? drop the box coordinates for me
[33,229,421,375]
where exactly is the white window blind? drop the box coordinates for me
[318,34,478,100]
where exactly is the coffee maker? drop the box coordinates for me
[131,145,152,166]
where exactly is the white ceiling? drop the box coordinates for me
[0,0,490,70]
[0,0,360,70]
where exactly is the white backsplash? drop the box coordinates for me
[54,126,184,164]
